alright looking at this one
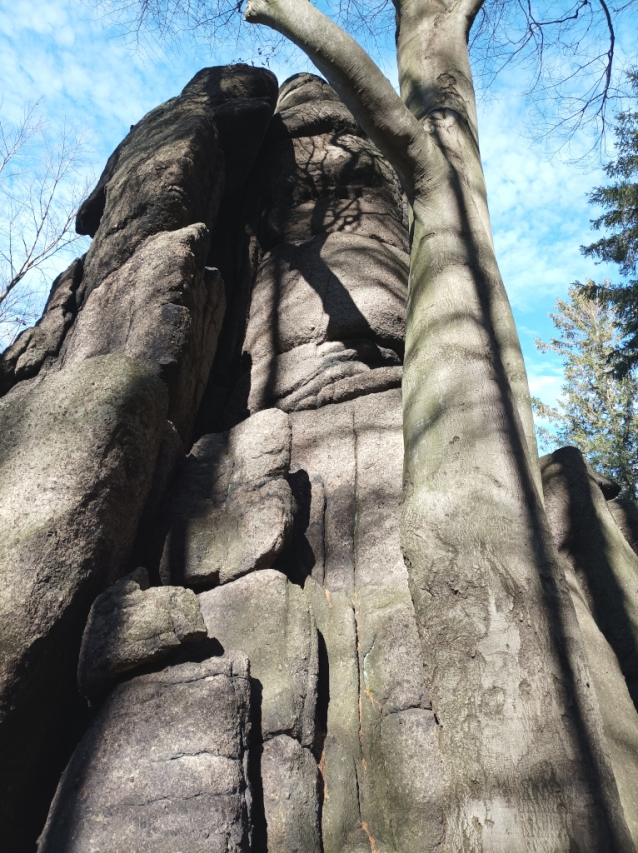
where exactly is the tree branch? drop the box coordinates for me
[244,0,428,197]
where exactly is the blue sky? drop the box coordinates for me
[0,0,631,417]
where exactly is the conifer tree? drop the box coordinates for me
[534,282,638,498]
[582,70,638,374]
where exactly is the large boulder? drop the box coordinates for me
[160,408,293,587]
[286,391,446,853]
[77,567,207,703]
[242,233,407,414]
[198,569,318,746]
[38,654,252,853]
[261,735,321,853]
[0,354,168,853]
[541,447,638,701]
[76,83,222,301]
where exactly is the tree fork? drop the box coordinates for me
[245,0,635,848]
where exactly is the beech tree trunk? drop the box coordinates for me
[245,0,635,849]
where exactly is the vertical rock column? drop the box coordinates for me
[0,64,278,853]
[233,73,446,853]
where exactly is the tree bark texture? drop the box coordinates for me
[245,0,636,849]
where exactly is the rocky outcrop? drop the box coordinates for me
[7,63,638,853]
[541,447,638,703]
[0,355,168,852]
[199,569,318,745]
[160,408,293,586]
[222,72,409,423]
[61,224,225,441]
[541,447,638,841]
[38,654,252,853]
[609,497,638,556]
[290,390,445,853]
[77,567,207,702]
[261,735,322,853]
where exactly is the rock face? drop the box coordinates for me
[0,355,168,852]
[38,654,252,853]
[77,567,207,702]
[3,63,638,853]
[541,447,638,842]
[0,258,83,395]
[199,569,318,745]
[160,408,293,586]
[61,224,225,441]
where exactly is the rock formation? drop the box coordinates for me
[1,63,638,852]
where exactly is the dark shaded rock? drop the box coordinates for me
[261,735,321,853]
[268,100,364,142]
[77,567,207,702]
[245,234,408,361]
[0,257,83,396]
[540,447,638,697]
[198,569,318,745]
[128,420,185,578]
[255,133,401,213]
[276,73,342,111]
[261,196,408,252]
[0,354,168,853]
[183,63,278,107]
[76,88,223,300]
[181,64,278,222]
[62,224,225,441]
[161,408,293,586]
[609,497,638,556]
[541,446,638,841]
[38,653,252,853]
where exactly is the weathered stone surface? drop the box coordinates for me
[609,497,638,555]
[261,196,408,252]
[246,339,400,413]
[76,89,222,300]
[78,567,207,702]
[261,735,321,853]
[276,73,342,110]
[198,569,318,746]
[269,100,364,141]
[562,555,638,844]
[256,133,401,212]
[0,354,168,853]
[0,258,83,396]
[245,234,408,362]
[280,364,403,412]
[183,64,279,106]
[541,447,638,846]
[161,408,293,586]
[288,391,445,853]
[38,653,252,853]
[541,447,638,703]
[62,224,225,440]
[181,65,278,223]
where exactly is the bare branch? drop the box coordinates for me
[244,0,428,196]
[0,107,90,328]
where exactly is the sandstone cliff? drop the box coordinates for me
[1,64,637,853]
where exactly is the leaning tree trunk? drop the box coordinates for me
[245,0,634,849]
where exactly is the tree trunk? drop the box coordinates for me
[245,0,635,848]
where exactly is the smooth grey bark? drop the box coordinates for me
[245,0,635,849]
